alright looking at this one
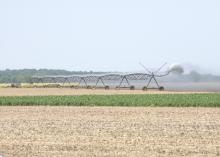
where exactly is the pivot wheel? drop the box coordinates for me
[159,86,164,91]
[142,86,148,91]
[105,86,110,90]
[130,86,135,90]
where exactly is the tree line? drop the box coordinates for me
[0,69,104,83]
[0,69,219,83]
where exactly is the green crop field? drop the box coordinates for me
[0,94,219,107]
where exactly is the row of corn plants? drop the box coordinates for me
[0,94,219,107]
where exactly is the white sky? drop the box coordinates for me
[0,0,219,74]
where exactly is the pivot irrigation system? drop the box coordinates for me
[31,63,184,90]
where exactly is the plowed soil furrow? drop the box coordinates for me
[0,107,219,157]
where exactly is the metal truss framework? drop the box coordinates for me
[31,73,168,90]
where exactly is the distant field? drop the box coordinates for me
[0,88,214,97]
[0,94,219,107]
[1,82,220,92]
[0,83,78,88]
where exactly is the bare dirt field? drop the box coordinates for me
[0,88,213,96]
[0,107,219,157]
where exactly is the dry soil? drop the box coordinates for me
[0,107,219,157]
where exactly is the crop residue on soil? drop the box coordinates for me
[0,107,219,157]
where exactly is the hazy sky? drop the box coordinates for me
[0,0,219,74]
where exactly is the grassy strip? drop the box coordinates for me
[0,94,219,107]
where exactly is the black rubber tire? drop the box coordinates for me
[105,86,110,90]
[142,86,148,91]
[159,86,164,91]
[130,86,135,90]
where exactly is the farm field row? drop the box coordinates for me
[0,94,219,107]
[1,82,220,92]
[0,88,213,97]
[0,106,219,157]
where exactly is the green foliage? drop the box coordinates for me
[0,94,219,107]
[0,69,105,83]
[0,69,220,83]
